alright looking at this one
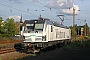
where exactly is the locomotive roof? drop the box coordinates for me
[26,19,45,23]
[23,19,69,29]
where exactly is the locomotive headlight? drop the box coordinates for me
[42,36,46,41]
[27,43,31,47]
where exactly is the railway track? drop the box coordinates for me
[0,42,67,55]
[0,47,26,55]
[0,48,16,54]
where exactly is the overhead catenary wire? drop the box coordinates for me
[9,0,55,17]
[34,0,65,23]
[64,16,71,21]
[0,2,38,17]
[35,0,58,14]
[0,0,58,21]
[0,8,19,19]
[10,0,59,19]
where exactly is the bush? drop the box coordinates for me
[0,34,12,41]
[0,34,11,37]
[84,36,90,39]
[62,40,90,51]
[82,40,90,47]
[62,45,71,51]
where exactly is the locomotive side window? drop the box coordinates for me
[51,26,53,32]
[20,26,22,31]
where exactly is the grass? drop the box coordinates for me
[62,40,90,51]
[0,37,23,49]
[0,58,2,60]
[0,40,22,50]
[17,40,90,60]
[0,44,14,49]
[16,54,36,60]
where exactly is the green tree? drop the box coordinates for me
[85,23,89,36]
[5,18,16,36]
[14,22,19,35]
[70,26,77,40]
[0,16,7,38]
[0,16,2,20]
[0,16,4,34]
[0,16,20,38]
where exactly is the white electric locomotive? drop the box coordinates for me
[21,19,71,53]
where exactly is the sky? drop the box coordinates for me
[0,0,90,26]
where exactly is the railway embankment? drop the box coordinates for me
[17,40,90,60]
[0,39,90,60]
[0,39,30,60]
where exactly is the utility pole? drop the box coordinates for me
[73,8,75,27]
[73,8,75,41]
[84,20,86,36]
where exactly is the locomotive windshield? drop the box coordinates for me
[24,20,45,33]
